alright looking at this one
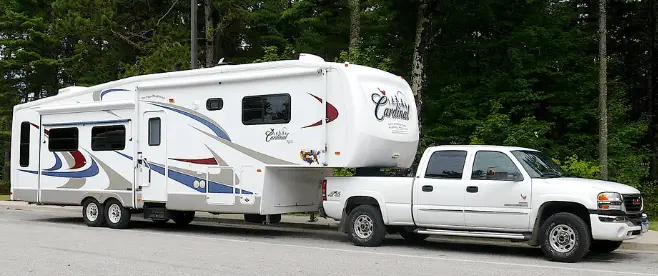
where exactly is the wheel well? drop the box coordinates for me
[344,196,380,215]
[81,196,96,205]
[529,201,591,245]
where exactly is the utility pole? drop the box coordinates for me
[191,0,197,69]
[598,0,608,180]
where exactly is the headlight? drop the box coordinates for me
[598,192,623,211]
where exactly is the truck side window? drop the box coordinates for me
[471,151,521,180]
[424,150,467,179]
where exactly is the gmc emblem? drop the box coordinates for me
[633,198,641,205]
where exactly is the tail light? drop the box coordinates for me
[321,179,327,201]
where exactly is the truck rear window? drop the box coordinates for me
[424,150,467,179]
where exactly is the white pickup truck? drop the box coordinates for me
[320,145,650,263]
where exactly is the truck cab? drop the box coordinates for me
[320,145,649,263]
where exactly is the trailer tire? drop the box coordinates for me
[347,205,386,247]
[539,212,591,263]
[82,198,105,227]
[104,199,132,229]
[171,211,195,226]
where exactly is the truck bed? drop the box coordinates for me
[321,176,415,225]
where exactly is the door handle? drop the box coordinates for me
[466,186,478,193]
[422,185,433,192]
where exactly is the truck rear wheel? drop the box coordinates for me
[589,240,623,253]
[539,212,591,262]
[82,198,105,227]
[347,205,386,247]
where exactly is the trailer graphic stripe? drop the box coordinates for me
[302,93,340,129]
[170,157,218,165]
[44,153,62,171]
[147,101,231,141]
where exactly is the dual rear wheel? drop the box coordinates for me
[82,198,196,228]
[82,198,131,229]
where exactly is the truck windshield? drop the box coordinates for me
[511,150,569,178]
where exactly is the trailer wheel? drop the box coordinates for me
[171,211,195,226]
[82,198,105,227]
[347,205,386,247]
[539,212,591,262]
[104,199,132,229]
[244,214,265,223]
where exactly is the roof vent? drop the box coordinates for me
[298,53,325,63]
[58,86,87,95]
[216,58,237,66]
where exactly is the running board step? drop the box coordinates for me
[415,229,529,240]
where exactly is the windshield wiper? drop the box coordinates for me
[540,172,561,178]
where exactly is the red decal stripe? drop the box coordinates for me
[172,158,218,165]
[302,93,339,129]
[70,150,86,169]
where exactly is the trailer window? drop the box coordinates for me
[148,118,161,146]
[91,125,126,151]
[242,94,291,125]
[206,98,223,111]
[19,122,30,167]
[48,127,79,151]
[424,150,467,179]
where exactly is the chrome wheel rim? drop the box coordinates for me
[108,204,121,224]
[549,224,577,253]
[354,214,374,239]
[86,202,99,222]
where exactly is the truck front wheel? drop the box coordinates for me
[539,212,591,262]
[347,205,386,247]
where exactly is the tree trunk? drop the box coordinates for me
[348,0,360,54]
[411,0,434,124]
[649,0,658,182]
[204,0,214,67]
[598,0,608,180]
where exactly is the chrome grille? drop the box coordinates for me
[623,194,642,213]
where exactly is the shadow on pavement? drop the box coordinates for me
[31,216,645,263]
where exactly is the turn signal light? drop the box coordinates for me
[321,180,327,201]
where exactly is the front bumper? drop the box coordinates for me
[589,213,649,241]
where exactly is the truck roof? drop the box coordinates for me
[427,144,539,152]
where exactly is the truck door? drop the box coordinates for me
[412,149,467,228]
[463,150,531,230]
[137,111,167,202]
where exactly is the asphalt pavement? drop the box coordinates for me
[0,205,657,276]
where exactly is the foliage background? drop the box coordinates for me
[0,0,656,217]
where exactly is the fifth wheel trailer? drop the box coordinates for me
[9,53,419,228]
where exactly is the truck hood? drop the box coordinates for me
[543,177,640,194]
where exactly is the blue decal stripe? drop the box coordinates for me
[100,88,129,100]
[44,152,62,171]
[145,164,251,194]
[42,158,99,178]
[43,119,130,127]
[114,151,133,160]
[151,103,231,141]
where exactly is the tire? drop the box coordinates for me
[589,240,623,253]
[347,205,387,247]
[171,211,195,226]
[400,230,429,244]
[104,199,132,229]
[82,198,105,227]
[539,212,591,262]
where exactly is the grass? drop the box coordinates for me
[651,221,658,232]
[0,195,8,201]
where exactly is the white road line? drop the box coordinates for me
[128,229,657,276]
